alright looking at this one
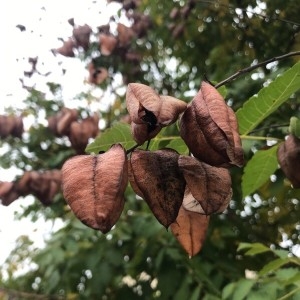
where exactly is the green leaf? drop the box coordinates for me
[237,242,271,256]
[190,286,202,300]
[259,257,291,276]
[242,145,279,197]
[232,279,256,300]
[166,138,189,154]
[222,282,236,299]
[85,122,136,153]
[237,61,300,135]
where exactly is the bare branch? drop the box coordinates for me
[215,51,300,88]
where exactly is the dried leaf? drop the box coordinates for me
[178,155,232,215]
[277,134,300,188]
[62,144,127,233]
[170,206,210,257]
[180,81,244,167]
[129,149,185,228]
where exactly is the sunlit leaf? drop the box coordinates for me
[259,257,291,276]
[237,242,271,256]
[232,279,255,300]
[242,145,279,197]
[85,122,136,153]
[237,61,300,135]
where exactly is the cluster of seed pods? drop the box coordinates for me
[62,82,244,256]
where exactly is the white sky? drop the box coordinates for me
[0,0,122,268]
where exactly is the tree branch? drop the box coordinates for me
[215,51,300,88]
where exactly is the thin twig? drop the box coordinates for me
[199,0,300,27]
[215,51,300,88]
[248,123,289,134]
[126,143,140,154]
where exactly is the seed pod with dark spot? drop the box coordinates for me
[126,83,187,144]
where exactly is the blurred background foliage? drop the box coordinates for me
[0,0,300,299]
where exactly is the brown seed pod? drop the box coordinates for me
[56,108,78,136]
[68,114,100,154]
[180,81,244,167]
[0,181,19,206]
[99,33,118,56]
[87,63,109,85]
[170,206,210,257]
[0,115,23,138]
[126,83,187,144]
[72,24,92,51]
[129,149,185,228]
[117,23,135,47]
[159,96,187,126]
[178,155,232,215]
[62,144,128,233]
[277,134,300,188]
[54,38,76,57]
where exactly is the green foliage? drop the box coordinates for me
[241,145,279,197]
[86,122,136,154]
[222,243,300,300]
[237,61,300,135]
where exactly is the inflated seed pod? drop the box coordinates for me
[62,143,128,233]
[129,148,185,228]
[178,155,232,215]
[180,81,244,167]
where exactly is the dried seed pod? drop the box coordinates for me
[126,83,162,125]
[129,149,185,228]
[178,155,232,215]
[68,114,100,154]
[277,134,300,188]
[62,144,128,233]
[117,23,135,47]
[180,81,244,167]
[0,181,19,206]
[0,115,23,138]
[73,24,92,51]
[170,206,210,257]
[88,63,109,85]
[126,83,187,144]
[159,96,187,126]
[56,108,78,136]
[54,38,76,57]
[99,33,118,55]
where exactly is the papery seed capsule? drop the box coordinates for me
[277,134,300,188]
[129,148,185,228]
[178,155,232,215]
[62,143,128,233]
[180,81,244,167]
